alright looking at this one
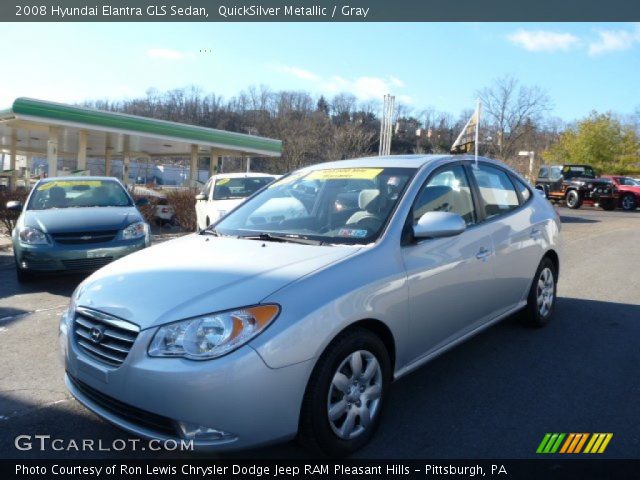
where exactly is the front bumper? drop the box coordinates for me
[61,314,314,451]
[583,188,618,202]
[15,237,148,273]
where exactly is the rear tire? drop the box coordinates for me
[565,190,582,209]
[522,257,557,328]
[621,194,637,211]
[298,328,391,457]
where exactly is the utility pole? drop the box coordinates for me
[379,94,395,156]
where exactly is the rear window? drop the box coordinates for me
[213,177,274,200]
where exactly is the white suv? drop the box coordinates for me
[195,173,278,229]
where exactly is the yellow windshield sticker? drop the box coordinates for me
[38,180,103,190]
[216,178,231,186]
[269,172,306,188]
[307,168,383,180]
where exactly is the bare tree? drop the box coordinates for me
[478,76,552,160]
[328,123,377,160]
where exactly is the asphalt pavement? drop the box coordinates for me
[0,207,639,459]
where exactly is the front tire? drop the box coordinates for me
[565,190,582,209]
[15,261,33,283]
[523,258,557,328]
[621,194,637,211]
[600,199,616,211]
[298,328,391,457]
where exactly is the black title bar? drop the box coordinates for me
[4,459,640,480]
[3,0,640,22]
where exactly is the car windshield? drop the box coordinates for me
[213,177,275,200]
[214,167,416,245]
[618,177,639,186]
[563,166,596,179]
[27,179,133,210]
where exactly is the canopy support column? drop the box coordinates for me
[209,148,220,177]
[25,154,32,184]
[77,130,88,172]
[9,133,17,191]
[47,127,59,178]
[190,144,198,187]
[122,136,130,186]
[105,148,112,176]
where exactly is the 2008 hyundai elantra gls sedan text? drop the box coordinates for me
[60,155,561,456]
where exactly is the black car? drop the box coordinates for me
[535,164,618,210]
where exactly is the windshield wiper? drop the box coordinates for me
[200,228,221,236]
[239,232,324,245]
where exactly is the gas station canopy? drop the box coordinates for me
[0,98,282,189]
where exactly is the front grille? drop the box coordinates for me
[62,257,114,270]
[52,230,118,245]
[67,374,176,436]
[73,307,139,367]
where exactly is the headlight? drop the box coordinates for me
[122,221,148,240]
[19,227,49,245]
[148,304,280,360]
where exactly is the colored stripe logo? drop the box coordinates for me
[536,433,613,454]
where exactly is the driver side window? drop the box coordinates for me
[413,165,476,225]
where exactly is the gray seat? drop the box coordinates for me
[47,186,68,208]
[345,189,385,232]
[414,185,475,224]
[414,186,453,218]
[215,185,231,199]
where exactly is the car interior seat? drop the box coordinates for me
[47,186,68,208]
[345,189,386,232]
[215,185,232,199]
[414,185,475,224]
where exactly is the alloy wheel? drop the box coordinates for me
[327,350,383,440]
[622,195,635,210]
[537,267,555,317]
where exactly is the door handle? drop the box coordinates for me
[476,247,491,261]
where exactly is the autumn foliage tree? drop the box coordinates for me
[543,112,640,175]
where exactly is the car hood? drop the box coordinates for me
[74,234,360,330]
[23,207,142,233]
[618,185,640,192]
[570,177,610,185]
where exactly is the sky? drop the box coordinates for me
[1,22,639,122]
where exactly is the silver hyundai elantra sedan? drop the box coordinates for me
[60,155,561,456]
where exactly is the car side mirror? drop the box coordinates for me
[135,198,149,206]
[195,193,207,201]
[413,212,466,239]
[6,200,23,211]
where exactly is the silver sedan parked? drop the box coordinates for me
[60,155,561,456]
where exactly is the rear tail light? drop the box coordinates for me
[161,208,169,213]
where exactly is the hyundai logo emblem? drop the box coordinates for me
[90,326,104,344]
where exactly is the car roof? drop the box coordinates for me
[298,154,490,171]
[210,172,277,180]
[542,164,592,168]
[37,176,122,182]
